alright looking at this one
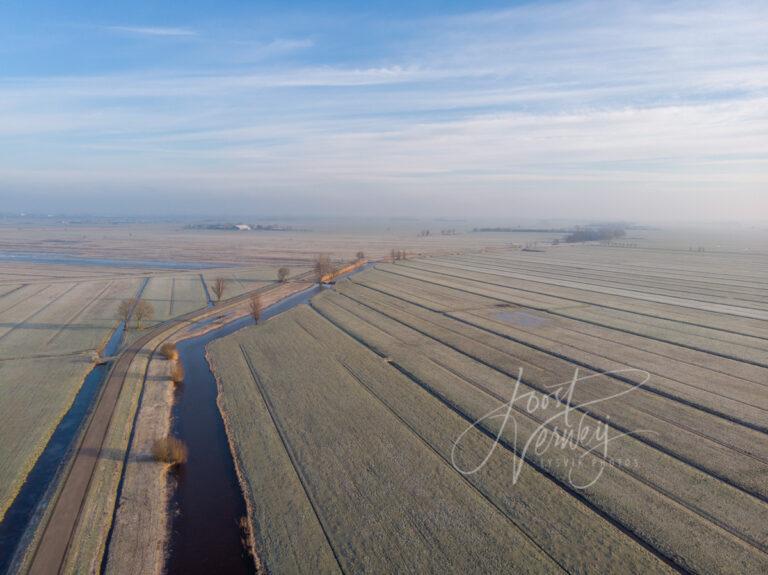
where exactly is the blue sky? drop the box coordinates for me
[0,0,766,220]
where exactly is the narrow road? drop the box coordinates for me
[26,273,315,575]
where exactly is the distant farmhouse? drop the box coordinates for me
[185,222,308,232]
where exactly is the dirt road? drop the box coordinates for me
[26,275,314,574]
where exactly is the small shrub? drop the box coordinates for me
[151,437,188,466]
[160,342,178,360]
[171,361,185,384]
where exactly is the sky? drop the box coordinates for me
[0,0,766,222]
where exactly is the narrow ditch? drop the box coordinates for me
[0,321,126,574]
[1,277,149,572]
[166,285,326,574]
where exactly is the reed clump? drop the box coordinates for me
[151,437,188,466]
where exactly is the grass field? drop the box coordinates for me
[0,218,523,534]
[0,219,552,266]
[202,264,312,300]
[0,275,144,521]
[209,243,768,574]
[140,275,209,323]
[211,309,574,574]
[0,260,303,527]
[3,223,767,572]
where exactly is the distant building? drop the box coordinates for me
[234,224,252,230]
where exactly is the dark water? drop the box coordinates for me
[0,322,126,575]
[199,274,214,307]
[167,285,324,575]
[0,253,227,270]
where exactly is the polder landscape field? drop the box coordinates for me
[0,258,315,519]
[1,220,767,575]
[209,240,768,574]
[0,218,545,574]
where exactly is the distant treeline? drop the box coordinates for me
[562,227,626,243]
[472,227,570,233]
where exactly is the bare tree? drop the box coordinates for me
[117,298,136,326]
[400,250,407,261]
[277,267,290,282]
[211,277,226,302]
[249,293,262,323]
[133,300,154,330]
[356,251,365,260]
[314,254,334,279]
[390,248,398,262]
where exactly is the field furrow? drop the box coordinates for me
[211,310,565,574]
[431,255,768,305]
[381,262,768,339]
[320,287,768,498]
[288,306,676,574]
[310,292,768,573]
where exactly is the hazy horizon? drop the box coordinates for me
[1,0,766,222]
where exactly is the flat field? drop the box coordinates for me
[0,219,518,527]
[0,272,143,520]
[0,253,318,525]
[0,218,555,265]
[210,242,768,574]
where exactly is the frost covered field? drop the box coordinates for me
[210,242,768,574]
[0,221,538,266]
[0,269,143,520]
[0,219,514,528]
[0,260,307,522]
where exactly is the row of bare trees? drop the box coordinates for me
[210,268,290,304]
[117,298,154,330]
[314,251,365,281]
[118,273,276,331]
[314,254,335,278]
[390,249,407,262]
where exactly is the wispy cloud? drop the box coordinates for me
[1,0,767,220]
[105,25,197,37]
[263,38,314,51]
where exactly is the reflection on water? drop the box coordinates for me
[167,285,323,575]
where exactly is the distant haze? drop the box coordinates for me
[0,0,766,222]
